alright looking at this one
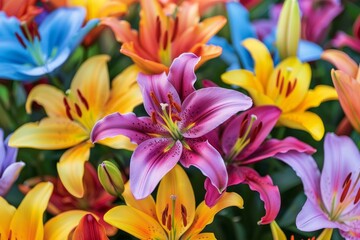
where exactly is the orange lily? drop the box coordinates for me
[102,0,226,74]
[221,38,338,141]
[322,49,360,133]
[159,0,228,15]
[1,0,42,22]
[0,182,53,240]
[104,165,244,239]
[9,55,142,198]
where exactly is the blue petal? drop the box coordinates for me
[297,40,323,62]
[68,18,99,51]
[208,36,240,70]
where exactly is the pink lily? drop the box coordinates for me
[332,16,360,53]
[204,106,315,224]
[91,53,252,199]
[275,133,360,239]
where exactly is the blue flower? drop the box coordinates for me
[0,7,98,81]
[0,129,24,196]
[209,2,323,71]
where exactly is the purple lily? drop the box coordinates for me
[0,129,25,196]
[204,106,315,224]
[91,53,253,199]
[275,133,360,239]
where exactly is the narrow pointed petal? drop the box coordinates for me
[274,152,321,204]
[221,69,264,93]
[130,138,182,199]
[72,214,109,240]
[322,49,358,77]
[296,200,337,231]
[122,182,157,219]
[104,206,167,239]
[0,197,16,239]
[26,84,67,117]
[180,87,252,138]
[70,55,110,122]
[295,85,338,112]
[240,167,280,224]
[182,192,243,239]
[91,113,165,145]
[318,228,334,240]
[57,142,92,198]
[181,140,228,193]
[137,72,181,116]
[156,165,195,238]
[10,182,53,240]
[270,221,287,240]
[168,53,200,101]
[241,137,316,165]
[0,161,25,196]
[44,210,95,240]
[242,38,274,87]
[278,111,325,141]
[9,118,88,149]
[320,133,360,213]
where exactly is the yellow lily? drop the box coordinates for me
[9,55,142,198]
[270,221,333,240]
[322,49,360,133]
[221,38,338,141]
[104,165,244,239]
[0,182,53,240]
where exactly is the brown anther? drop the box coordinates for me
[250,122,262,142]
[343,172,352,188]
[276,70,281,87]
[340,178,352,203]
[239,114,249,137]
[163,30,169,50]
[279,76,284,94]
[354,187,360,204]
[166,214,172,231]
[162,204,169,225]
[155,16,161,43]
[150,91,160,106]
[168,93,181,112]
[151,111,158,124]
[15,33,26,48]
[181,204,187,226]
[77,89,89,110]
[285,78,297,97]
[63,98,74,121]
[31,21,41,40]
[171,113,182,122]
[75,103,82,117]
[171,16,179,42]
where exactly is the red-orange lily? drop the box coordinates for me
[159,0,228,15]
[102,0,226,74]
[9,55,142,198]
[322,49,360,133]
[1,0,42,22]
[104,165,244,239]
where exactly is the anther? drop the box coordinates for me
[155,16,161,43]
[163,30,169,50]
[15,33,26,48]
[343,173,352,188]
[276,70,281,87]
[354,187,360,204]
[75,103,82,117]
[166,215,172,231]
[340,178,352,203]
[63,98,73,121]
[171,16,179,42]
[151,111,158,124]
[77,89,89,110]
[150,91,160,106]
[162,204,169,225]
[239,114,249,137]
[181,204,187,226]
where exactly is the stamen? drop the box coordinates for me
[276,70,281,87]
[279,75,284,94]
[150,91,160,107]
[15,33,26,48]
[171,113,182,122]
[239,114,249,137]
[340,178,352,203]
[156,16,161,43]
[181,204,187,227]
[171,16,179,42]
[151,111,158,124]
[250,122,262,142]
[75,103,82,117]
[162,204,169,225]
[285,78,297,97]
[343,172,352,188]
[77,89,89,110]
[163,30,169,50]
[354,187,360,204]
[166,215,172,231]
[172,102,181,113]
[63,98,73,121]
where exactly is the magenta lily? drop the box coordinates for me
[332,15,360,53]
[204,106,315,224]
[91,53,253,199]
[275,133,360,239]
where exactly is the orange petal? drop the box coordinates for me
[101,18,138,43]
[322,49,358,77]
[0,197,16,239]
[10,182,53,240]
[104,206,167,239]
[191,44,223,70]
[189,233,216,240]
[26,84,67,118]
[9,118,88,149]
[156,165,195,238]
[72,214,109,240]
[57,142,92,198]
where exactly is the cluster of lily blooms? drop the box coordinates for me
[0,0,359,239]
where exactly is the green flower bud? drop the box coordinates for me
[98,160,124,197]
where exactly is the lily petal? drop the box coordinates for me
[10,182,53,240]
[240,167,280,224]
[221,69,264,94]
[0,161,25,196]
[322,49,358,77]
[180,87,252,138]
[190,233,216,240]
[104,206,167,239]
[97,135,136,151]
[44,210,96,240]
[168,53,200,101]
[270,221,286,240]
[182,192,243,239]
[181,140,228,194]
[130,138,182,199]
[57,142,92,198]
[70,55,110,124]
[295,85,338,112]
[26,84,67,117]
[156,165,195,238]
[9,118,88,149]
[278,111,325,141]
[242,38,274,87]
[0,197,16,239]
[72,214,108,240]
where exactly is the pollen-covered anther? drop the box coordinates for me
[63,97,74,121]
[77,89,89,110]
[354,187,360,204]
[181,204,188,227]
[155,16,161,43]
[340,173,352,203]
[151,111,158,124]
[285,78,297,97]
[162,204,169,225]
[150,91,161,106]
[171,16,179,42]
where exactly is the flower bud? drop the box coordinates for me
[97,160,124,197]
